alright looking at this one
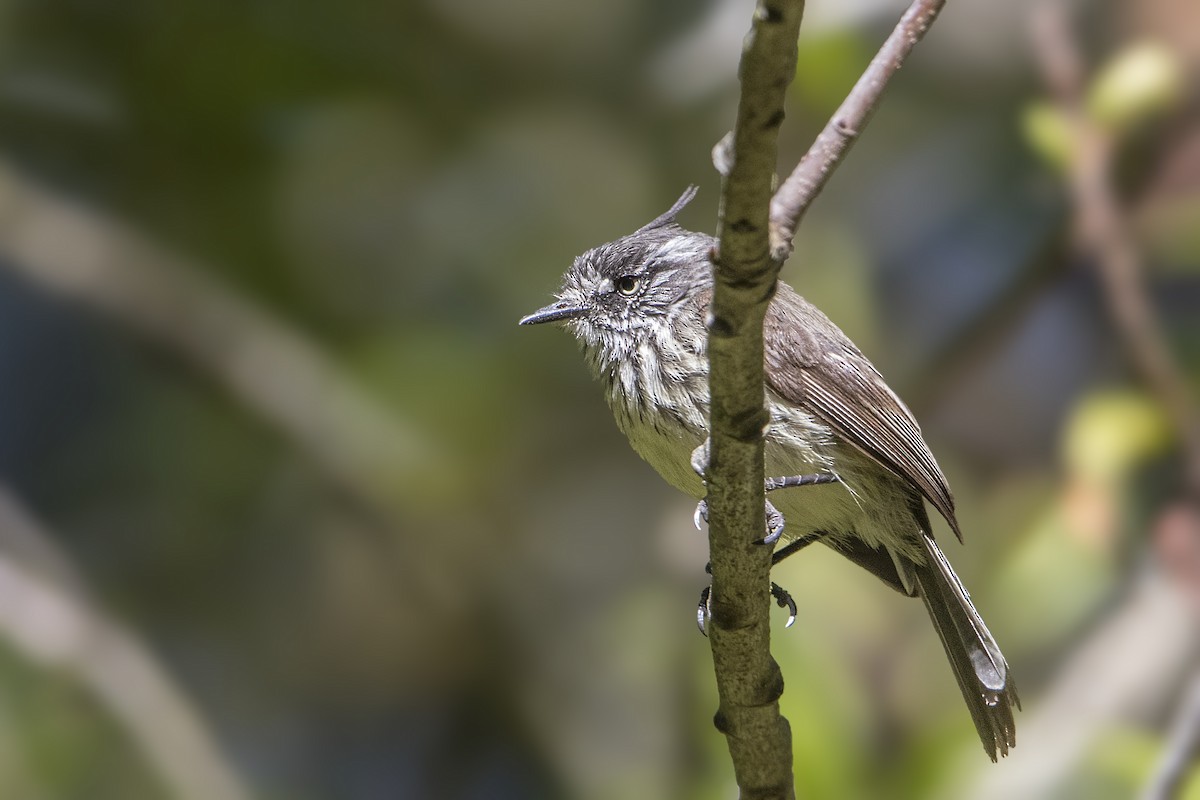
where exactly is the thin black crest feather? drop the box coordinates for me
[634,185,699,234]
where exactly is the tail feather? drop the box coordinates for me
[903,533,1019,761]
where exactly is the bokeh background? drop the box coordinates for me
[0,0,1197,798]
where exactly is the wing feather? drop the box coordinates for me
[764,284,962,540]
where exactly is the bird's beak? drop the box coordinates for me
[519,299,586,326]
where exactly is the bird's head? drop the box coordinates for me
[519,187,712,361]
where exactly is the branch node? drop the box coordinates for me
[707,311,737,338]
[757,661,786,704]
[756,2,785,24]
[833,117,860,138]
[708,594,755,631]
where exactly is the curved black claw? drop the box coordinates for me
[770,582,797,628]
[698,498,784,544]
[760,499,785,545]
[698,580,794,633]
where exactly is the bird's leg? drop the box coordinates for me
[691,440,837,546]
[695,583,797,634]
[688,443,838,630]
[764,473,841,492]
[693,496,784,544]
[759,472,839,546]
[691,440,781,540]
[770,531,827,566]
[689,439,710,480]
[691,438,801,633]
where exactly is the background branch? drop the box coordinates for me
[1032,6,1200,494]
[0,160,441,520]
[0,486,251,800]
[907,228,1070,413]
[1141,671,1200,800]
[968,562,1199,800]
[1031,8,1200,797]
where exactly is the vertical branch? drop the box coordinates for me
[707,0,805,795]
[707,0,954,793]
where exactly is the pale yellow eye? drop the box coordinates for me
[616,275,640,295]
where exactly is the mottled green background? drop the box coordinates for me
[0,0,1197,798]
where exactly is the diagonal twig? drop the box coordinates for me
[769,0,949,261]
[0,159,441,520]
[0,486,252,800]
[1142,671,1200,800]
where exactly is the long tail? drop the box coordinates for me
[900,532,1019,761]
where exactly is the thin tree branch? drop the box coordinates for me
[0,485,252,800]
[769,0,948,261]
[707,0,954,794]
[707,0,805,793]
[1142,671,1200,800]
[1032,7,1200,494]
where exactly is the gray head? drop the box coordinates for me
[519,187,713,362]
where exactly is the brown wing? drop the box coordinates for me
[764,283,962,541]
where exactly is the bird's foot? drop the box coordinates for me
[761,499,785,545]
[692,497,784,545]
[771,581,797,628]
[695,579,797,635]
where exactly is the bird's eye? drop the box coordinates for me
[616,275,640,296]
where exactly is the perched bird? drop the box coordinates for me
[520,188,1018,760]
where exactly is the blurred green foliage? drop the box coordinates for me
[0,1,1196,799]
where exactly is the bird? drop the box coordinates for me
[519,187,1019,760]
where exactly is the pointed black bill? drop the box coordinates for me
[519,300,585,326]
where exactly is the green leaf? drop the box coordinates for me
[1021,101,1072,171]
[1088,42,1184,133]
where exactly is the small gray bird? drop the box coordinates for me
[520,187,1018,760]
